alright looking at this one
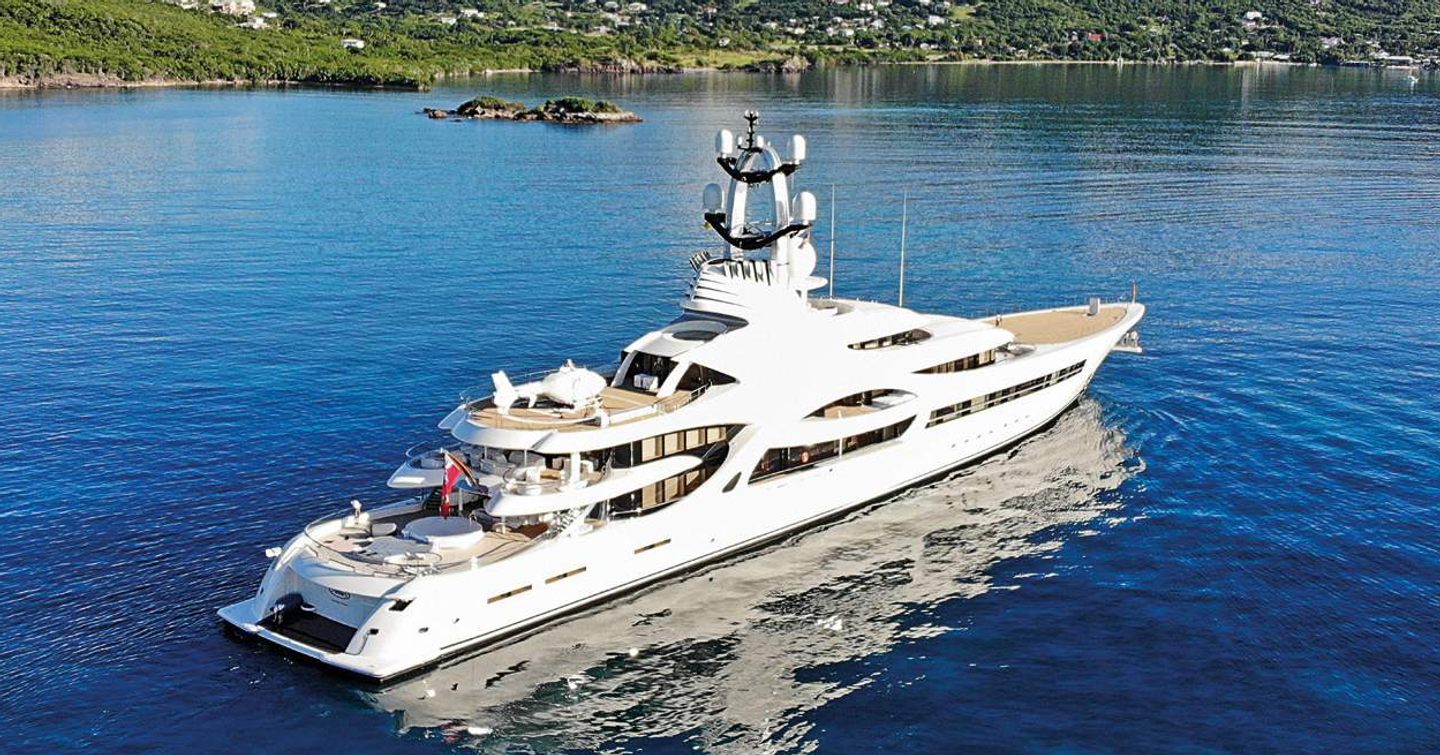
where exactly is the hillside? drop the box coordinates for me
[0,0,714,87]
[962,0,1440,64]
[3,0,1438,88]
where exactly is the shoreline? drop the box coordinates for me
[0,74,417,90]
[1,58,1419,91]
[898,58,1307,66]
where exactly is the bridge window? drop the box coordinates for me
[675,362,738,392]
[807,389,912,418]
[601,447,731,518]
[751,417,914,483]
[610,425,741,468]
[928,361,1085,428]
[847,329,931,350]
[598,427,740,518]
[917,350,996,374]
[619,351,680,392]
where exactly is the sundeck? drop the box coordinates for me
[462,383,710,432]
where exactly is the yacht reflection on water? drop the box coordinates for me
[360,399,1141,751]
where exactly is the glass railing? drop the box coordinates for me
[398,441,513,479]
[500,461,607,496]
[459,375,717,432]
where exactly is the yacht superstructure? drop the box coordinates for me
[218,113,1145,683]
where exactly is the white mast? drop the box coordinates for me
[828,183,836,298]
[898,190,908,307]
[696,112,819,314]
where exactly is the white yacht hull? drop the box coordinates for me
[219,304,1143,683]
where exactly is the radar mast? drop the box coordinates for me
[701,111,823,297]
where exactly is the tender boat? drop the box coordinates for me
[218,112,1146,682]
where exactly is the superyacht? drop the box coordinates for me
[219,112,1146,682]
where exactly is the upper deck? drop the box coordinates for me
[465,385,706,432]
[446,301,1135,443]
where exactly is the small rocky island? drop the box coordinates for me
[423,96,641,124]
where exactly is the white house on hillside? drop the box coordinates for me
[211,0,256,15]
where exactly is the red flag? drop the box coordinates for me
[440,452,462,518]
[439,450,477,518]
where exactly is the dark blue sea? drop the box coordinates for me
[2,65,1438,753]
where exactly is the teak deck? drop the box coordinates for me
[468,386,676,432]
[318,512,537,571]
[990,306,1127,345]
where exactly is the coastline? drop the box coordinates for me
[0,58,1413,91]
[0,73,401,90]
[896,58,1316,67]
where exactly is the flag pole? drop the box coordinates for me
[828,183,836,299]
[898,190,909,307]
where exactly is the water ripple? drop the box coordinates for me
[1,65,1438,752]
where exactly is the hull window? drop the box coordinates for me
[487,584,533,604]
[545,567,587,584]
[634,539,672,554]
[927,361,1085,428]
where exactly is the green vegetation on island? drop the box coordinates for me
[428,94,639,121]
[541,96,623,114]
[4,0,1439,88]
[455,95,526,114]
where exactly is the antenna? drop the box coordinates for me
[828,183,836,298]
[898,190,909,307]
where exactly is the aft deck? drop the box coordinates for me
[467,385,702,432]
[989,305,1128,345]
[309,506,552,575]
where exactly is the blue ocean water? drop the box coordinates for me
[1,65,1438,752]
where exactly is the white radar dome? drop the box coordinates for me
[795,191,818,223]
[789,134,807,163]
[791,239,818,281]
[703,182,724,212]
[715,129,735,157]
